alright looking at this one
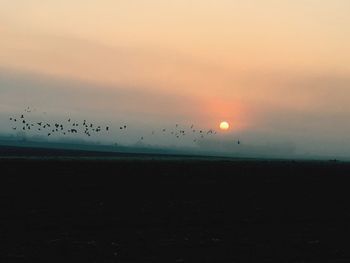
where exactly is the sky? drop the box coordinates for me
[0,1,350,157]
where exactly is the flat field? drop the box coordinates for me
[1,154,350,262]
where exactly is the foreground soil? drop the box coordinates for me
[1,158,350,262]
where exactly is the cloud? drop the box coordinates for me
[1,67,350,157]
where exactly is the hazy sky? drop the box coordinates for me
[1,1,350,157]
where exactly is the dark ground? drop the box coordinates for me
[1,153,350,262]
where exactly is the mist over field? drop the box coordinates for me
[0,68,349,159]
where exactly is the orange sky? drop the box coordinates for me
[1,1,350,155]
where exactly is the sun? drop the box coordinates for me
[219,121,230,130]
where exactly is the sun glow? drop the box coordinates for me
[219,121,230,131]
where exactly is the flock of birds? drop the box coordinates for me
[8,107,241,145]
[8,107,117,138]
[147,124,218,143]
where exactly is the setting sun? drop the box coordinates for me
[219,121,230,131]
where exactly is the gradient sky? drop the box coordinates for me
[1,1,350,157]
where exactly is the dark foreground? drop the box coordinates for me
[1,158,350,262]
